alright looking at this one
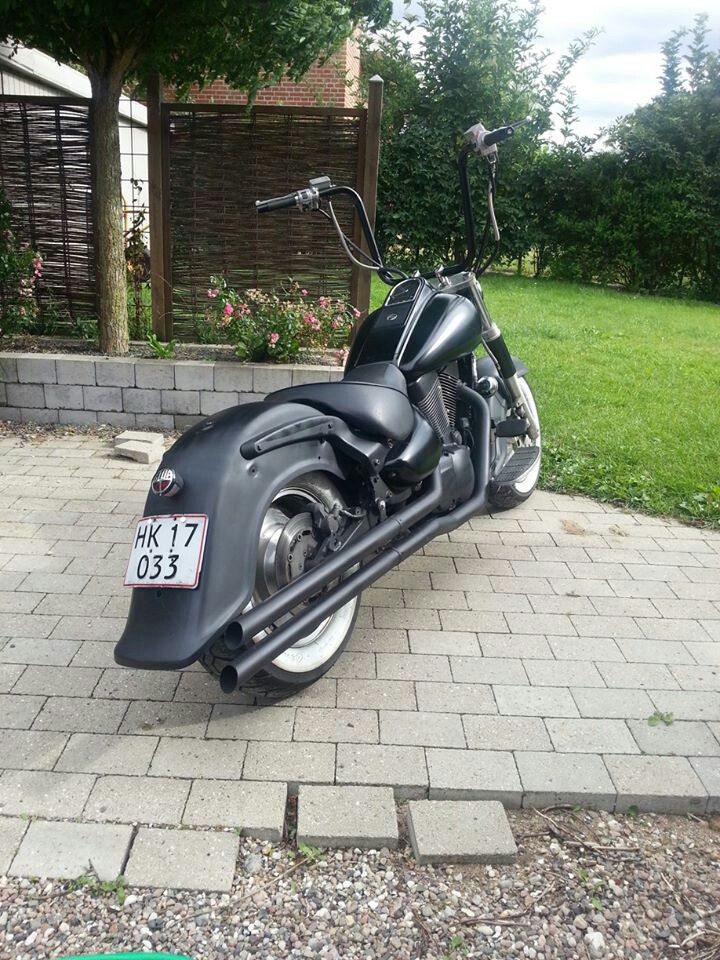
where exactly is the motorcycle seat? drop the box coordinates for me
[267,361,415,442]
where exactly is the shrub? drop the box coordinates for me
[199,277,358,364]
[0,193,43,335]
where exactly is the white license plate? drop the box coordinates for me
[125,514,208,589]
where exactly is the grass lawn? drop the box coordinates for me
[370,274,720,526]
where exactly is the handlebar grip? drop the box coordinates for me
[255,192,297,213]
[482,125,514,148]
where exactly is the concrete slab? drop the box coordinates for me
[407,799,517,864]
[297,785,398,849]
[124,827,239,892]
[183,780,287,840]
[9,820,132,881]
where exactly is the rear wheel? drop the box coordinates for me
[200,473,360,701]
[488,377,541,511]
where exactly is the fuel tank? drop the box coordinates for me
[347,277,484,379]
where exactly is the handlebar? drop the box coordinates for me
[255,192,298,213]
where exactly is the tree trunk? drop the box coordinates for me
[89,67,128,355]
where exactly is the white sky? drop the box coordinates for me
[391,0,720,137]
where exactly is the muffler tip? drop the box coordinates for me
[219,664,240,694]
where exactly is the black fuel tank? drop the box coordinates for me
[347,278,484,379]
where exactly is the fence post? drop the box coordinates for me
[351,75,383,320]
[147,73,171,340]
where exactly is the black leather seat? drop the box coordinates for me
[268,361,414,442]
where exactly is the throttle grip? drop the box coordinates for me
[255,192,297,213]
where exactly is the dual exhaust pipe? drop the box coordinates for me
[218,385,490,693]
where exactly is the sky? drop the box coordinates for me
[391,0,720,138]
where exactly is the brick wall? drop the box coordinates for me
[165,36,362,109]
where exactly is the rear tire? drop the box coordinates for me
[487,377,541,512]
[200,472,360,701]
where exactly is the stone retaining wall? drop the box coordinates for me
[0,353,342,430]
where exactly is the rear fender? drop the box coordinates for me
[114,401,345,669]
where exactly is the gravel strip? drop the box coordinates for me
[1,809,718,960]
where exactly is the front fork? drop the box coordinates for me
[467,280,540,440]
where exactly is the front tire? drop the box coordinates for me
[200,472,360,701]
[487,377,541,511]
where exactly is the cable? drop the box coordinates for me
[319,204,407,283]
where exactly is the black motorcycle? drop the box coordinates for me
[115,118,541,699]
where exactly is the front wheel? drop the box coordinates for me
[487,376,541,511]
[200,472,360,701]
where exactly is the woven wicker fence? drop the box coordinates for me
[0,97,96,325]
[165,104,365,338]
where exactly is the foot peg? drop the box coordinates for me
[491,445,540,487]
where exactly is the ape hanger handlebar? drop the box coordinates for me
[255,118,531,283]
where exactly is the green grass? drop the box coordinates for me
[370,274,720,525]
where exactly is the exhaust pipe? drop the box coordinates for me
[219,385,489,692]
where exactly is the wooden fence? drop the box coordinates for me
[0,96,96,324]
[150,78,383,340]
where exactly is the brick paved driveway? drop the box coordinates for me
[0,431,718,883]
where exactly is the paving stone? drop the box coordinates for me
[150,737,247,779]
[648,690,720,722]
[298,785,398,849]
[670,664,720,691]
[125,827,239,892]
[293,707,378,743]
[0,770,95,817]
[571,687,656,719]
[407,799,517,864]
[547,636,624,662]
[0,637,80,667]
[627,719,720,756]
[607,755,708,814]
[463,714,553,751]
[618,638,695,664]
[1,729,68,770]
[337,679,416,711]
[119,701,210,738]
[207,704,295,741]
[427,748,522,805]
[409,631,480,656]
[114,439,163,464]
[686,642,720,666]
[478,633,552,659]
[516,752,616,810]
[0,693,46,729]
[690,758,720,813]
[0,817,28,874]
[183,780,287,839]
[597,662,679,690]
[242,742,336,792]
[13,665,101,697]
[70,641,119,669]
[56,732,157,775]
[380,710,465,748]
[334,742,427,798]
[523,661,606,694]
[10,820,132,882]
[94,668,179,701]
[84,775,190,825]
[375,607,441,630]
[376,653,451,682]
[326,651,377,679]
[347,628,409,654]
[493,685,579,718]
[33,696,128,733]
[415,681,496,714]
[546,718,639,754]
[449,657,527,685]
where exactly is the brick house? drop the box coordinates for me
[166,35,361,108]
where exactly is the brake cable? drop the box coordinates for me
[318,203,407,283]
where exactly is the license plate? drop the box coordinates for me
[125,514,208,589]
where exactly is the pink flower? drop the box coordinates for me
[213,288,219,297]
[223,302,233,316]
[352,307,361,319]
[207,288,214,298]
[301,288,308,296]
[268,332,279,347]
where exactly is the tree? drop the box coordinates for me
[0,0,390,354]
[361,0,596,271]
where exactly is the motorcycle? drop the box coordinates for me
[115,118,541,700]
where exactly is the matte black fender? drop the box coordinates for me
[114,401,346,670]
